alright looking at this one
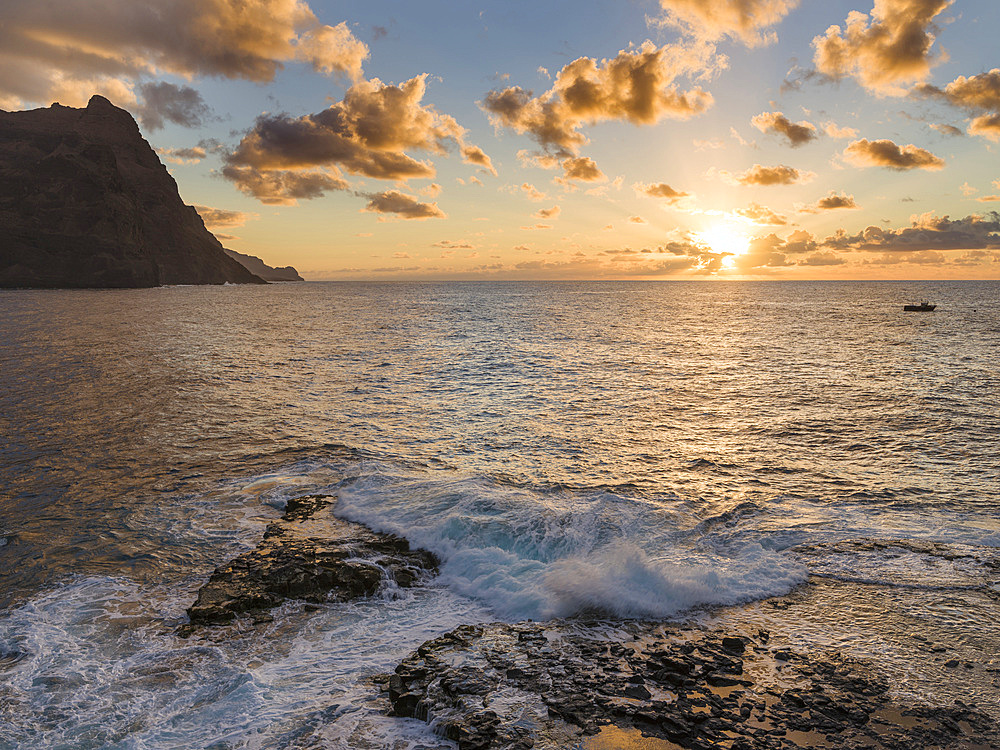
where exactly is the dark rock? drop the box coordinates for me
[722,636,746,654]
[0,96,266,288]
[182,495,438,631]
[382,620,1000,750]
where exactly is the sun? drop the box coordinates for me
[695,225,751,258]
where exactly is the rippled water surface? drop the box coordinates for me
[1,281,998,747]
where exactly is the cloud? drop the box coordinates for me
[629,216,647,224]
[822,212,1000,252]
[693,138,724,150]
[823,121,859,139]
[751,111,818,146]
[461,145,498,175]
[799,251,847,266]
[482,41,713,157]
[192,205,257,229]
[977,195,1000,203]
[224,75,488,204]
[362,190,445,219]
[634,182,690,203]
[960,182,978,196]
[0,1,369,108]
[735,203,788,224]
[798,191,859,212]
[723,164,815,186]
[520,183,548,201]
[968,114,1000,142]
[842,138,944,170]
[535,206,561,219]
[929,123,963,137]
[812,0,952,94]
[135,82,211,131]
[652,0,800,46]
[917,69,1000,141]
[432,240,476,249]
[157,146,208,164]
[560,156,605,182]
[222,166,348,205]
[420,183,443,198]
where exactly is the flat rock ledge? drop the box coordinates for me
[381,620,998,750]
[181,495,438,634]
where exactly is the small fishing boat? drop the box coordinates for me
[903,301,935,312]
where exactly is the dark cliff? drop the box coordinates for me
[0,95,265,288]
[223,248,303,282]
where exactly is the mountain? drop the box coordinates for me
[223,248,303,282]
[0,95,265,288]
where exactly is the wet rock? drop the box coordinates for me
[383,620,1000,750]
[181,495,438,632]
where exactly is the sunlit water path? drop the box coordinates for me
[1,281,998,747]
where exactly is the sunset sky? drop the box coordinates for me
[2,0,999,279]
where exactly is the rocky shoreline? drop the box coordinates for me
[382,619,997,749]
[180,496,999,748]
[181,495,438,633]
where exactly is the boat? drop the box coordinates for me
[903,301,936,311]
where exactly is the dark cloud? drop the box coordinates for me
[482,41,713,158]
[822,212,1000,252]
[363,190,445,219]
[223,75,487,204]
[929,123,963,137]
[0,0,369,107]
[751,111,818,146]
[535,206,561,219]
[136,82,210,131]
[842,138,944,170]
[812,0,951,94]
[222,165,348,205]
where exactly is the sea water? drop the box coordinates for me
[1,281,998,748]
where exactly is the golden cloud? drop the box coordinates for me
[751,111,818,147]
[969,114,1000,142]
[798,191,859,212]
[193,205,258,229]
[482,41,713,157]
[0,0,368,108]
[561,156,605,182]
[535,206,561,219]
[363,190,445,219]
[918,69,1000,140]
[461,145,498,175]
[813,0,952,94]
[725,164,815,186]
[842,138,944,170]
[735,203,788,224]
[157,146,208,164]
[654,0,800,46]
[634,182,690,203]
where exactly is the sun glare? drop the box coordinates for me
[696,225,751,258]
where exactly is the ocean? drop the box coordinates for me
[1,280,998,748]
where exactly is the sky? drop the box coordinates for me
[2,0,1000,280]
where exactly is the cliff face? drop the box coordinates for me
[0,96,265,288]
[223,248,303,282]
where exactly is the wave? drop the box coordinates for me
[332,471,807,621]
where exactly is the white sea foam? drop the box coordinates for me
[333,470,808,621]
